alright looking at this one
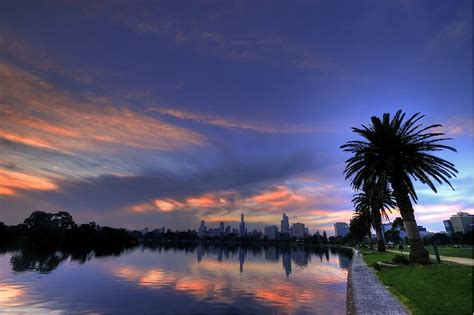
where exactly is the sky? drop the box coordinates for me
[0,0,472,234]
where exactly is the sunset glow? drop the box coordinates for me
[0,1,471,234]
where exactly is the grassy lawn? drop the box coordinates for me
[362,251,473,314]
[427,245,473,259]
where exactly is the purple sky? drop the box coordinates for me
[0,0,472,234]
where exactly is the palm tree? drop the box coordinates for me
[352,186,395,252]
[349,208,372,246]
[341,110,457,264]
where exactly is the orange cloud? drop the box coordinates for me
[186,194,228,208]
[250,186,308,208]
[0,62,206,154]
[153,199,185,212]
[0,169,58,195]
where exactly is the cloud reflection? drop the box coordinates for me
[111,246,349,313]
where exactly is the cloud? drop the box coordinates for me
[0,151,318,227]
[120,174,354,234]
[0,62,208,195]
[86,3,340,72]
[437,117,474,137]
[0,31,110,84]
[148,107,320,134]
[426,9,471,54]
[0,169,58,196]
[0,63,206,154]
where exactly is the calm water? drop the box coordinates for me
[0,245,352,314]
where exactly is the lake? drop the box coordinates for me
[0,244,352,314]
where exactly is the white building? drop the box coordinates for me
[264,225,278,240]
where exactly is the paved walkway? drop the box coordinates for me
[387,250,474,266]
[347,250,409,315]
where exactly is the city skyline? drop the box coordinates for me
[0,1,472,233]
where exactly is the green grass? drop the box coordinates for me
[362,251,473,314]
[427,245,473,259]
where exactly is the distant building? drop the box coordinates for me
[198,220,207,235]
[264,225,278,240]
[334,222,349,237]
[219,222,225,234]
[443,220,454,235]
[292,223,306,238]
[450,212,474,233]
[281,213,290,234]
[232,228,239,235]
[225,225,231,235]
[239,213,246,235]
[416,225,434,238]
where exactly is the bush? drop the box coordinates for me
[392,255,409,265]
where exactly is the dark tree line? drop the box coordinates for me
[0,211,139,253]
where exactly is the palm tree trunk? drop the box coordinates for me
[372,210,386,252]
[392,184,430,264]
[374,225,385,252]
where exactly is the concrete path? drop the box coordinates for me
[387,250,474,266]
[347,250,409,315]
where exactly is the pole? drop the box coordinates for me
[433,245,441,264]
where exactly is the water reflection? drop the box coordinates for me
[0,244,352,314]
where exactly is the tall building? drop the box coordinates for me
[239,213,246,235]
[292,223,306,238]
[198,220,207,235]
[450,212,474,233]
[281,213,290,234]
[264,225,278,240]
[219,222,225,234]
[334,222,349,237]
[225,225,231,235]
[443,220,454,234]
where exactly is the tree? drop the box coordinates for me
[392,217,405,231]
[341,110,457,264]
[352,187,395,252]
[349,211,371,244]
[24,211,52,229]
[384,229,400,243]
[51,211,76,230]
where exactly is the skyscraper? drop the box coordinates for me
[239,213,246,235]
[219,222,225,234]
[334,222,349,237]
[198,220,207,236]
[281,213,289,234]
